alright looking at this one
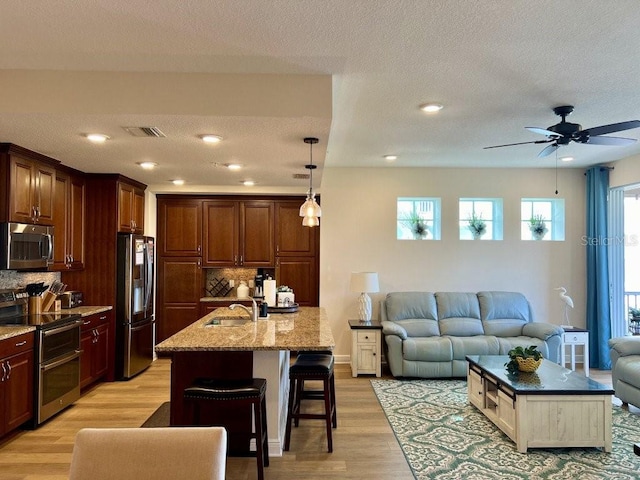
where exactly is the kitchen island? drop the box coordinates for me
[155,306,334,456]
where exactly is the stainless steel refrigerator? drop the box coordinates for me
[115,234,155,380]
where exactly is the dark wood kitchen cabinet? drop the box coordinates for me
[202,200,274,267]
[51,168,85,271]
[157,198,202,256]
[156,256,203,342]
[0,143,59,225]
[61,173,147,382]
[276,256,318,306]
[0,332,34,437]
[275,201,318,256]
[80,312,110,389]
[118,181,145,234]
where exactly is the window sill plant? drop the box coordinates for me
[529,214,548,240]
[467,212,486,239]
[505,345,543,374]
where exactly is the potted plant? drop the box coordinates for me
[404,212,429,239]
[529,214,548,240]
[505,345,543,375]
[467,212,486,239]
[629,307,640,335]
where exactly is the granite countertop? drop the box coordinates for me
[64,305,113,317]
[155,306,334,353]
[0,325,36,341]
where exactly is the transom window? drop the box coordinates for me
[459,198,503,240]
[521,198,565,241]
[397,197,441,240]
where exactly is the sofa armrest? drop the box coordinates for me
[381,321,408,340]
[609,336,640,356]
[522,322,564,341]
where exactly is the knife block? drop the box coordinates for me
[41,291,58,312]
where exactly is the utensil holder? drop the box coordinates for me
[29,296,42,315]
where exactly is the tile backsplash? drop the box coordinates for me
[0,270,61,291]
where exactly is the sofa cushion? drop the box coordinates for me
[478,291,530,336]
[496,336,549,358]
[449,335,499,360]
[435,292,484,336]
[403,337,452,362]
[385,292,440,337]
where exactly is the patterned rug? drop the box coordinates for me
[371,379,640,480]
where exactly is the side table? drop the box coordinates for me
[561,327,589,377]
[349,319,382,377]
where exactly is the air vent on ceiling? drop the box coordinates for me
[122,126,166,138]
[293,173,310,179]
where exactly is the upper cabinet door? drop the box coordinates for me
[8,156,56,225]
[158,198,202,256]
[117,181,145,233]
[275,201,317,257]
[241,201,274,267]
[202,200,238,267]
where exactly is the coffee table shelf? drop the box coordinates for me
[466,355,613,453]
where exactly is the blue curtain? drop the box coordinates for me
[586,166,612,369]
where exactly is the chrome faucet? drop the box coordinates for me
[229,298,258,322]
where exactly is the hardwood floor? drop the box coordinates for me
[0,361,632,480]
[0,360,414,480]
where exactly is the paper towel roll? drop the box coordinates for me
[264,279,277,307]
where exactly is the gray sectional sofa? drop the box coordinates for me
[380,291,564,378]
[608,336,640,408]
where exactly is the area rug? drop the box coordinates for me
[371,379,640,480]
[141,402,170,428]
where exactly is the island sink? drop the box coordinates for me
[205,317,252,327]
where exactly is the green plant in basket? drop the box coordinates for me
[505,345,542,375]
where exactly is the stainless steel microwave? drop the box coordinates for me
[0,222,54,270]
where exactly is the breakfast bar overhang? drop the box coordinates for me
[155,307,335,456]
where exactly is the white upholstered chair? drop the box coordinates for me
[68,427,227,480]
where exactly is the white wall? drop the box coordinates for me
[610,153,640,188]
[319,167,587,360]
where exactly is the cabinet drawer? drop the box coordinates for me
[0,332,34,358]
[356,331,377,344]
[81,312,110,332]
[563,332,588,344]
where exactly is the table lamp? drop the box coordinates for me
[350,272,379,322]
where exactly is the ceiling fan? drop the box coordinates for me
[484,105,640,158]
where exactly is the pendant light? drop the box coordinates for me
[299,137,321,226]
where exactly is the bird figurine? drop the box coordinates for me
[555,287,574,327]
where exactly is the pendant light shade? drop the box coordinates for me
[300,137,321,227]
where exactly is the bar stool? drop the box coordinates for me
[284,352,337,452]
[183,378,269,480]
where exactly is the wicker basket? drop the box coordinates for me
[629,322,640,336]
[516,357,542,373]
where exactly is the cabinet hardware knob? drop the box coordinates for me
[15,341,27,347]
[5,361,11,380]
[99,316,107,321]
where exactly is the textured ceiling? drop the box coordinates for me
[0,1,639,192]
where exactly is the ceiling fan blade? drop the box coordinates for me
[582,120,640,137]
[483,139,552,150]
[538,143,559,158]
[583,136,637,146]
[525,127,561,137]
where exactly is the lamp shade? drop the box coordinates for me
[350,272,379,293]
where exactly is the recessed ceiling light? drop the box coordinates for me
[86,133,110,143]
[419,103,444,113]
[171,179,185,186]
[200,134,223,144]
[243,180,255,186]
[384,155,398,161]
[227,163,242,170]
[137,162,158,170]
[560,156,574,162]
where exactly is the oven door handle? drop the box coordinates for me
[41,350,82,372]
[43,319,83,337]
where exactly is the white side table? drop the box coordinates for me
[349,319,382,377]
[561,327,589,377]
